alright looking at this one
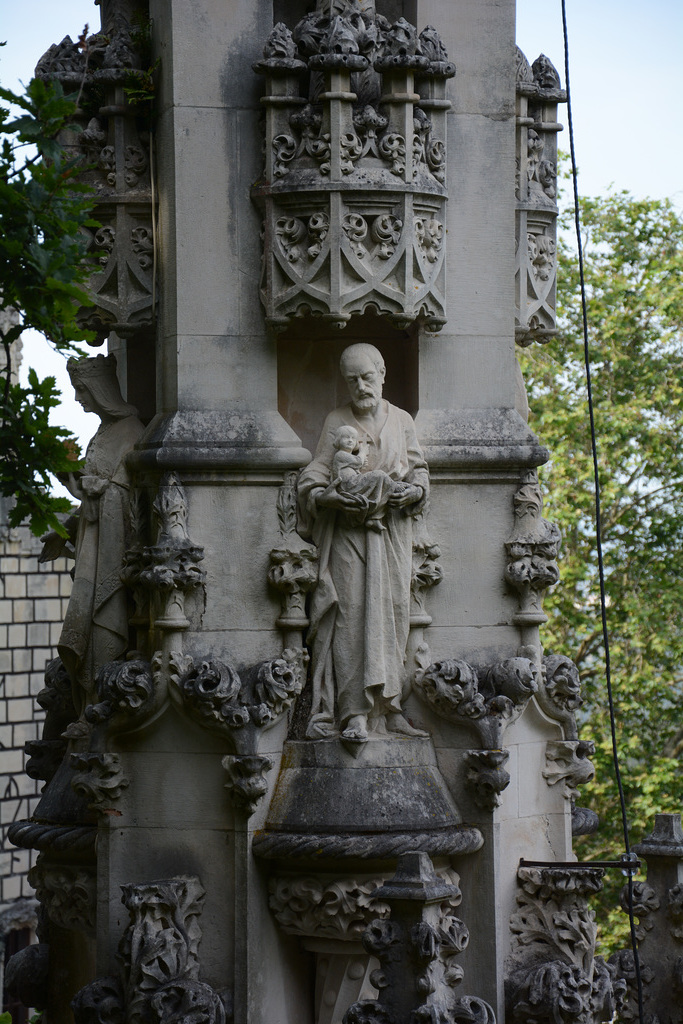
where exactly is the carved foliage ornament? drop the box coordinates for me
[28,859,96,935]
[505,470,561,625]
[506,866,622,1024]
[72,876,228,1024]
[413,655,538,749]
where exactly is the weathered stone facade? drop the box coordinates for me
[5,2,680,1024]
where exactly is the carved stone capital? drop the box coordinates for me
[172,647,307,743]
[413,656,538,748]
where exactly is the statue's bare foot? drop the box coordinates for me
[385,712,428,738]
[341,715,368,742]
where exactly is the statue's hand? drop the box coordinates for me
[388,482,424,509]
[80,475,108,497]
[38,530,66,563]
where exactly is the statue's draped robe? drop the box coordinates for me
[59,415,144,702]
[299,402,428,727]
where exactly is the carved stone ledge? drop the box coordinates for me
[8,820,97,854]
[253,826,483,863]
[413,655,538,748]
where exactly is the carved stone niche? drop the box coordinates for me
[252,1,454,333]
[515,49,567,347]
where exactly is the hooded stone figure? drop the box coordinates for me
[40,354,144,709]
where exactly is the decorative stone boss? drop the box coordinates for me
[298,343,428,744]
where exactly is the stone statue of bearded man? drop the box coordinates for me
[298,343,429,743]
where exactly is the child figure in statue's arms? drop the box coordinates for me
[323,424,399,533]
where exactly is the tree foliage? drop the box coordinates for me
[0,72,96,535]
[522,190,683,951]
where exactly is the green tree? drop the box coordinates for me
[0,73,96,535]
[521,190,683,951]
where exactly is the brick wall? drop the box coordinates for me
[0,513,71,906]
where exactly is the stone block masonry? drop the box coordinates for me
[0,520,71,906]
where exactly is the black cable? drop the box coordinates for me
[559,3,645,1020]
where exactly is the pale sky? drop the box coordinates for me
[1,0,681,454]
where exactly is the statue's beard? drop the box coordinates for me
[353,392,381,410]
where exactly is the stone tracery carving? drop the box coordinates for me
[253,3,454,332]
[515,49,566,346]
[36,10,157,344]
